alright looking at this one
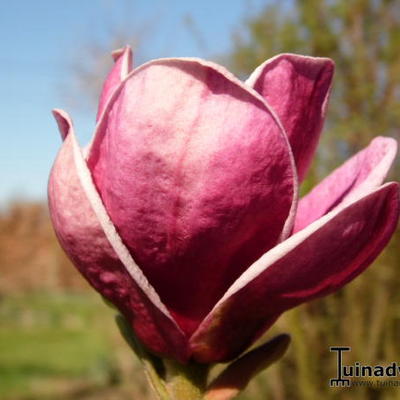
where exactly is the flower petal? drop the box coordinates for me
[48,110,188,362]
[190,182,399,363]
[87,58,297,336]
[96,46,133,121]
[53,108,72,141]
[247,54,334,181]
[205,334,290,400]
[294,136,397,232]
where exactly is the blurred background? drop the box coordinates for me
[1,0,399,399]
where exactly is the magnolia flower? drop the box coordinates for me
[48,47,399,364]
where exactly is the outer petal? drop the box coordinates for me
[247,54,334,181]
[190,183,400,363]
[96,46,133,121]
[48,110,188,362]
[87,58,297,336]
[294,137,398,232]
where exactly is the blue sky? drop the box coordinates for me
[0,0,268,206]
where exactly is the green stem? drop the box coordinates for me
[116,312,290,400]
[164,360,210,400]
[115,314,209,400]
[115,315,170,399]
[141,358,170,400]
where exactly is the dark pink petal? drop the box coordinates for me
[88,58,297,336]
[247,54,334,181]
[294,137,397,232]
[190,183,399,363]
[48,110,188,362]
[96,46,133,121]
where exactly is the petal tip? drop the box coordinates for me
[52,108,72,141]
[111,45,131,61]
[373,136,398,154]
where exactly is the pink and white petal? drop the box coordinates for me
[190,182,399,363]
[96,46,133,121]
[294,136,398,233]
[48,110,188,362]
[247,54,334,182]
[87,57,297,336]
[53,108,72,141]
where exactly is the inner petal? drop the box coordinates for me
[88,59,295,335]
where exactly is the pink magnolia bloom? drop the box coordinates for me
[48,47,399,364]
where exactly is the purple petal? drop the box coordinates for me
[87,58,297,336]
[48,110,188,361]
[294,136,397,232]
[96,46,133,121]
[190,183,400,363]
[247,54,334,181]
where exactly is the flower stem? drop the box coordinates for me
[115,314,209,399]
[164,360,210,400]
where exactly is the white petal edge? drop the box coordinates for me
[111,46,132,81]
[53,108,183,334]
[201,181,397,321]
[294,137,398,233]
[245,53,333,88]
[340,137,398,206]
